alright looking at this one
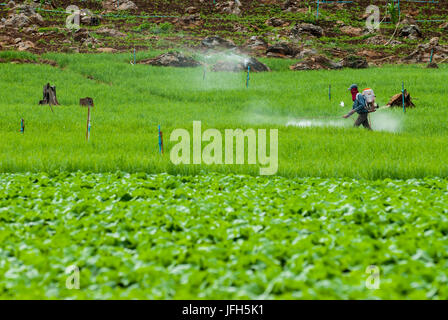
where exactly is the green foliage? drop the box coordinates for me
[0,172,447,299]
[387,1,399,25]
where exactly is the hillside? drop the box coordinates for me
[1,0,448,66]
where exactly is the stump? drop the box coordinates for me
[80,97,94,107]
[39,83,59,105]
[386,89,415,108]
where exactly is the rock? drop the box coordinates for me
[216,0,242,16]
[341,55,368,69]
[282,0,300,12]
[102,0,117,12]
[97,47,117,53]
[118,1,138,11]
[429,37,439,47]
[13,4,36,15]
[201,36,236,49]
[212,56,270,72]
[266,41,299,58]
[180,13,201,27]
[291,23,324,38]
[81,10,100,26]
[6,1,15,9]
[439,22,448,31]
[290,55,342,71]
[14,37,21,44]
[95,27,127,38]
[29,13,44,25]
[4,14,31,28]
[16,40,34,51]
[399,25,422,39]
[340,26,363,37]
[245,36,268,51]
[427,62,438,69]
[139,51,201,67]
[265,17,288,27]
[294,47,317,59]
[186,6,198,14]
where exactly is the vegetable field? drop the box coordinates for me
[1,172,448,299]
[1,52,448,299]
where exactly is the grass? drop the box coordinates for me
[0,52,447,179]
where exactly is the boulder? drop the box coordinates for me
[266,41,299,58]
[291,23,324,38]
[290,55,342,70]
[341,55,368,69]
[201,36,236,49]
[4,14,31,28]
[399,25,422,39]
[118,1,138,11]
[139,51,201,67]
[212,56,270,72]
[216,0,242,16]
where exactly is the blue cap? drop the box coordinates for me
[348,84,358,90]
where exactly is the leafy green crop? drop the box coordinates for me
[1,172,447,299]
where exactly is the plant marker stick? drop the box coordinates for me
[329,84,331,101]
[402,82,406,114]
[316,0,320,19]
[430,48,434,63]
[86,106,91,141]
[246,65,250,88]
[20,118,25,133]
[158,125,164,154]
[134,48,136,65]
[203,66,206,80]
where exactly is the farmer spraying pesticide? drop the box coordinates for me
[343,84,377,130]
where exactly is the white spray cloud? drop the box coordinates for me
[369,111,403,133]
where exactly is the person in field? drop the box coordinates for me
[343,84,376,130]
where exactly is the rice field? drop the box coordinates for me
[0,52,447,179]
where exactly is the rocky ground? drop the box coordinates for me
[1,0,448,68]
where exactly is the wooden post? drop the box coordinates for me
[86,106,91,141]
[80,97,94,141]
